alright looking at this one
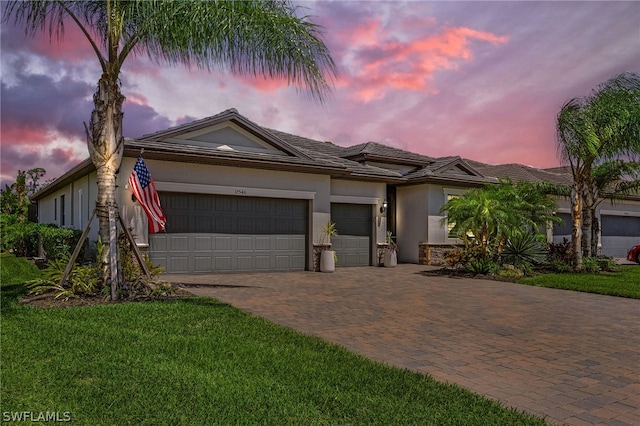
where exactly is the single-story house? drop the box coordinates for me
[31,108,640,273]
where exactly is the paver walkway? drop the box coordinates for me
[164,264,640,426]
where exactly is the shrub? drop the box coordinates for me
[28,256,100,300]
[465,257,498,275]
[596,256,618,272]
[0,215,42,257]
[548,238,572,264]
[548,259,572,273]
[576,256,620,274]
[40,225,86,262]
[445,246,485,269]
[497,264,525,279]
[501,234,548,272]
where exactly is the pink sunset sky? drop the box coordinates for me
[1,1,639,187]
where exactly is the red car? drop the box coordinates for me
[628,244,640,264]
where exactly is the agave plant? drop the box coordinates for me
[502,233,548,267]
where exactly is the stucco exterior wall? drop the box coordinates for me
[37,171,99,243]
[396,184,428,263]
[397,184,472,263]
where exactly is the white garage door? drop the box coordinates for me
[149,192,307,273]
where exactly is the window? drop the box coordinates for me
[78,190,83,228]
[446,194,458,238]
[552,213,572,235]
[54,198,57,221]
[60,195,66,226]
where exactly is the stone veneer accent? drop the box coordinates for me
[418,243,463,266]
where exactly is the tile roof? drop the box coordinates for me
[341,141,436,165]
[466,161,572,186]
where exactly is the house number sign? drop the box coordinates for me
[234,189,247,195]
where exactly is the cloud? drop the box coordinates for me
[1,73,93,140]
[315,3,508,102]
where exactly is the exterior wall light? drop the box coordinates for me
[380,200,388,214]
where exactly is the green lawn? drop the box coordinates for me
[1,254,546,425]
[518,265,640,299]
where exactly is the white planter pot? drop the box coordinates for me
[320,250,336,272]
[383,250,397,267]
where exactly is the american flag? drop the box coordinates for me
[128,156,166,233]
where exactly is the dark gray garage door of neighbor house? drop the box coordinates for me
[601,215,640,257]
[149,192,307,273]
[330,203,372,266]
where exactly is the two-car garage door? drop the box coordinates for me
[149,192,307,273]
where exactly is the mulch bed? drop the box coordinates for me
[420,267,519,283]
[18,286,193,309]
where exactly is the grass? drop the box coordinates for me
[1,252,45,312]
[518,265,640,299]
[1,254,547,425]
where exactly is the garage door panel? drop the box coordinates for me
[292,236,305,250]
[256,236,270,251]
[237,256,253,271]
[153,236,168,251]
[237,236,253,251]
[215,257,232,271]
[194,257,212,272]
[215,236,232,251]
[169,257,189,273]
[194,236,212,251]
[170,236,189,251]
[255,256,270,270]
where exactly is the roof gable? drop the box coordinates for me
[429,157,484,177]
[139,108,310,159]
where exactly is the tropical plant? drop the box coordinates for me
[465,257,498,276]
[385,231,398,252]
[320,221,338,246]
[501,233,548,267]
[28,256,101,300]
[556,72,640,269]
[4,0,336,299]
[440,180,558,258]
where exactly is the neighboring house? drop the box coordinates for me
[31,108,640,273]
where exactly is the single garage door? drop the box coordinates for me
[600,215,640,257]
[149,192,307,273]
[330,203,372,266]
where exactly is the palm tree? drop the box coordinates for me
[556,73,640,269]
[439,180,557,259]
[4,0,336,299]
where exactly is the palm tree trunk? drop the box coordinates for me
[581,205,592,258]
[591,212,600,256]
[88,73,125,299]
[571,186,583,270]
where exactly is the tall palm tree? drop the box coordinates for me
[4,0,336,298]
[556,72,640,269]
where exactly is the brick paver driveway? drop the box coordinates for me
[164,264,639,425]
